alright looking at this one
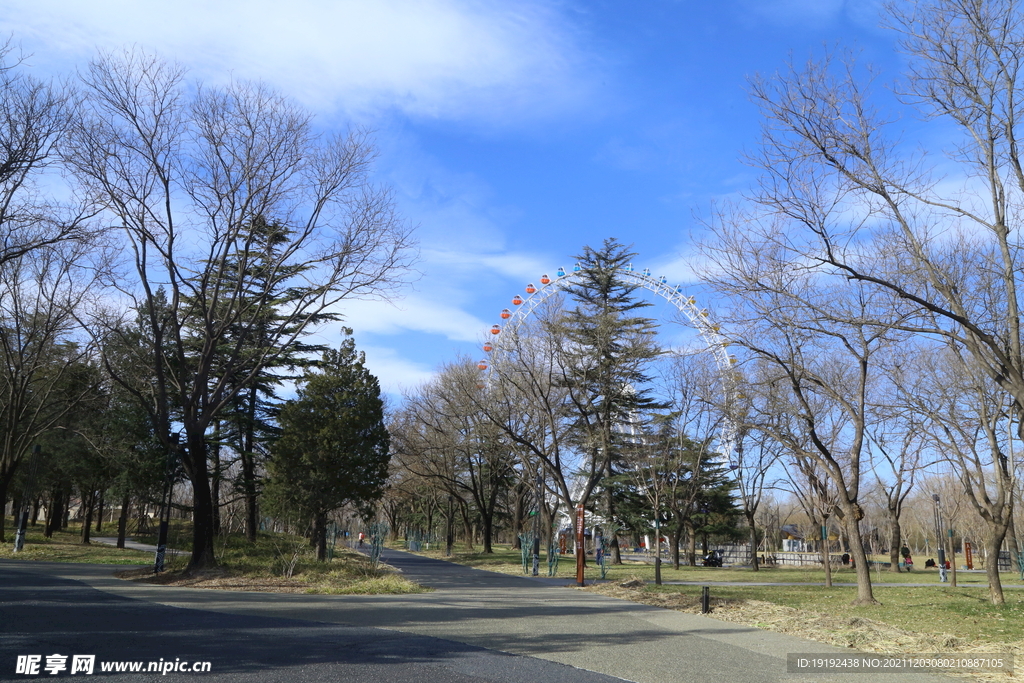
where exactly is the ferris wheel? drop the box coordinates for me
[478,262,741,467]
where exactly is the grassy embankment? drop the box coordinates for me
[2,516,426,595]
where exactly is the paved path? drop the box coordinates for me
[1,563,619,683]
[1,550,963,682]
[93,536,190,558]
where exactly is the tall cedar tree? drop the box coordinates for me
[556,238,664,563]
[265,333,390,560]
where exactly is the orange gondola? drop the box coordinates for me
[512,295,523,306]
[478,360,488,370]
[540,274,550,285]
[483,342,493,353]
[491,325,501,335]
[525,283,536,293]
[500,308,511,319]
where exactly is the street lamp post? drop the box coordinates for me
[932,494,947,583]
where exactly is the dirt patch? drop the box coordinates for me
[588,583,1021,682]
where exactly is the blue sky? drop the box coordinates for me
[1,0,900,398]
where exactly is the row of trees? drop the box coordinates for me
[0,44,410,571]
[388,239,745,580]
[390,0,1024,610]
[697,0,1024,606]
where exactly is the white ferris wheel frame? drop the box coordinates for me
[484,264,740,467]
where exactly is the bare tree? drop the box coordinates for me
[0,239,105,540]
[655,352,727,568]
[721,0,1024,600]
[700,230,903,603]
[0,42,95,266]
[392,359,513,554]
[65,50,414,571]
[731,425,782,572]
[864,362,923,573]
[900,342,1016,603]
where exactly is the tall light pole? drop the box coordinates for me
[932,494,947,583]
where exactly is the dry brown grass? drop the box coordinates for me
[588,580,1020,682]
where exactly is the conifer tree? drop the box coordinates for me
[265,332,390,560]
[556,238,664,563]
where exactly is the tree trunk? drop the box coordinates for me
[888,512,902,572]
[822,535,832,588]
[315,512,328,562]
[511,489,523,550]
[211,422,222,537]
[685,518,697,566]
[31,497,40,526]
[95,489,105,532]
[460,503,474,551]
[116,494,130,549]
[1007,515,1020,575]
[842,509,877,605]
[670,527,681,570]
[481,512,493,554]
[985,524,1009,605]
[242,448,259,543]
[184,434,217,573]
[607,483,622,564]
[241,385,260,544]
[80,490,95,545]
[0,477,7,542]
[45,488,65,538]
[747,511,759,571]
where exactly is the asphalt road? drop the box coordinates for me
[0,564,623,682]
[0,553,964,683]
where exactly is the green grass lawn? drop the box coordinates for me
[2,517,425,594]
[0,519,153,564]
[395,541,1024,587]
[401,540,1024,653]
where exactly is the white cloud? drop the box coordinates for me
[2,0,592,123]
[356,344,436,397]
[333,295,488,342]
